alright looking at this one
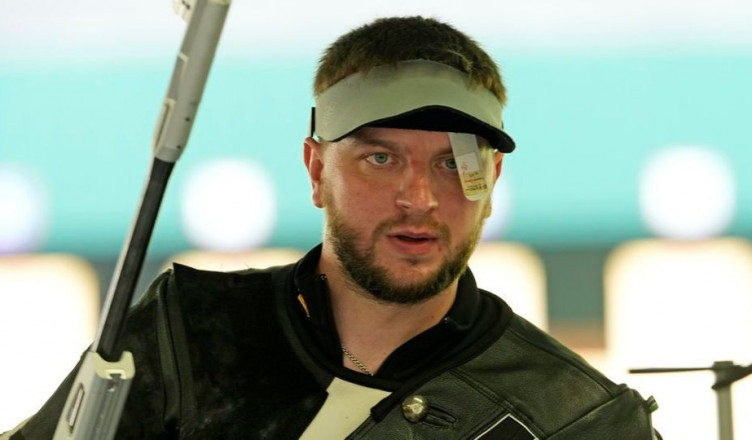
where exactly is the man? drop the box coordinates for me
[5,16,658,439]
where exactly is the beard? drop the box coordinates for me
[324,198,489,305]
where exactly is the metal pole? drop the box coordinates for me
[714,361,734,440]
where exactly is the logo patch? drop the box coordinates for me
[474,414,538,440]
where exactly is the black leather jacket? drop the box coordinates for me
[12,249,658,439]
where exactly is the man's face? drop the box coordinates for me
[305,127,503,304]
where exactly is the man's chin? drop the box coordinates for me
[377,248,443,268]
[376,261,441,284]
[362,266,452,305]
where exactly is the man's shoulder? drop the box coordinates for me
[452,307,652,436]
[130,261,297,318]
[465,302,615,393]
[169,261,295,289]
[505,314,614,389]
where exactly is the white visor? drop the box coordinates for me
[310,59,515,153]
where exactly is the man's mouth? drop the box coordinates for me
[387,229,441,253]
[393,234,434,243]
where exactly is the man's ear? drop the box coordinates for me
[492,152,504,184]
[304,137,325,208]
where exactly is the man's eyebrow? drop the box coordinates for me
[347,132,400,150]
[347,131,454,155]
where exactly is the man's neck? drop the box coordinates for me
[318,247,458,375]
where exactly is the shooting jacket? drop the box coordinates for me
[12,246,658,439]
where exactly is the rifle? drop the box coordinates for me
[53,1,230,438]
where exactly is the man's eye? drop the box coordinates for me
[444,158,457,170]
[367,153,391,165]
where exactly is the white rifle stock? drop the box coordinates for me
[53,1,230,438]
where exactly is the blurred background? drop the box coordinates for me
[1,0,751,438]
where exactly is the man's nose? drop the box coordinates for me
[395,166,439,214]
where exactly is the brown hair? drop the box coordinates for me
[314,16,506,106]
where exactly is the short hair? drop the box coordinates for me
[314,16,506,106]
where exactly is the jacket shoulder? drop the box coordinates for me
[455,311,654,437]
[169,262,291,290]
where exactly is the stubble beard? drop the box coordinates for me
[325,199,489,305]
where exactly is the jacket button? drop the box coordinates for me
[402,395,428,423]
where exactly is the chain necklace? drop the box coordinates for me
[341,345,373,376]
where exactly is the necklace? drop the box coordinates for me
[341,345,373,376]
